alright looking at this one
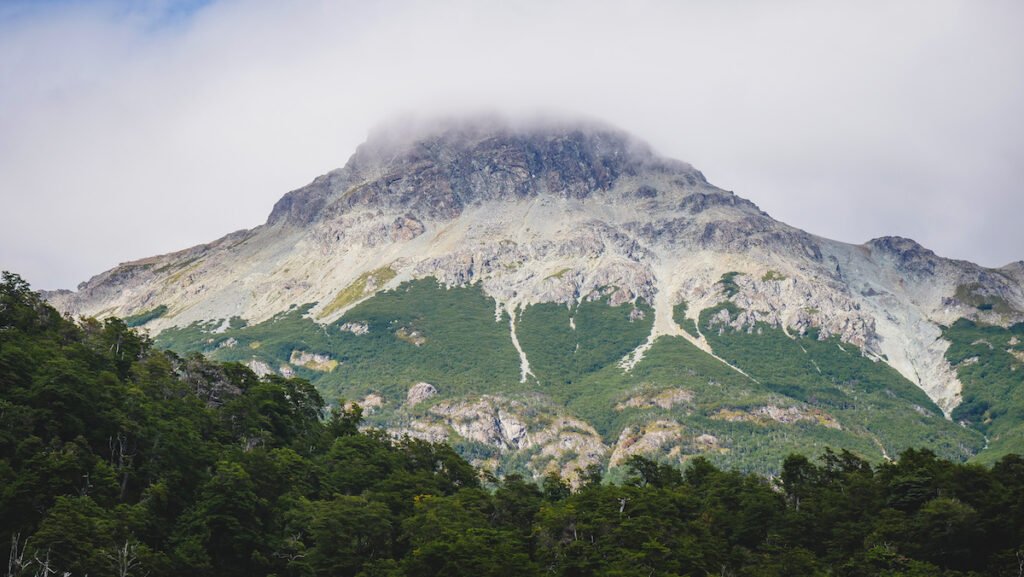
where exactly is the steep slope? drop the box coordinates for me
[45,115,1023,477]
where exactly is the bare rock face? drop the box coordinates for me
[610,420,687,466]
[267,116,704,226]
[427,397,533,451]
[615,388,693,411]
[246,358,276,378]
[406,382,438,407]
[609,419,734,466]
[339,321,369,335]
[700,272,879,354]
[866,237,941,277]
[345,393,385,415]
[398,395,608,482]
[390,215,426,242]
[711,405,841,430]
[529,416,608,482]
[289,350,338,372]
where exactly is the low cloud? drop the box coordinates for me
[2,0,1022,289]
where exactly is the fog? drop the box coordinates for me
[2,0,1022,289]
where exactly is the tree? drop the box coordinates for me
[306,495,392,577]
[624,455,682,489]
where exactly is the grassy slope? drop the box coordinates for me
[156,280,988,473]
[515,298,653,390]
[944,319,1024,463]
[158,279,523,404]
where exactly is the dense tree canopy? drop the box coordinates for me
[2,271,1023,576]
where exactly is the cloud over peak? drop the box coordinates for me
[1,0,1022,288]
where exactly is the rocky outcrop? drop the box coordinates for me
[339,321,369,335]
[609,419,731,466]
[427,397,532,450]
[345,393,385,415]
[406,382,438,407]
[615,388,693,411]
[289,350,338,372]
[610,420,687,466]
[711,405,841,429]
[395,395,608,482]
[704,273,877,350]
[246,358,275,378]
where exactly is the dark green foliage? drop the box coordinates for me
[954,283,1016,315]
[719,271,743,297]
[3,271,1024,576]
[671,300,700,338]
[515,297,653,388]
[624,454,683,488]
[124,305,168,327]
[0,272,478,577]
[945,318,1024,462]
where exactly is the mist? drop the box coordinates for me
[1,0,1022,290]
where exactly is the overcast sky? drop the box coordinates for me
[2,0,1022,290]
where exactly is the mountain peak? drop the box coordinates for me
[43,115,1024,469]
[867,235,929,252]
[267,114,707,226]
[353,113,654,163]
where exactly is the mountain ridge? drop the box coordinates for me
[46,116,1024,410]
[42,115,1024,476]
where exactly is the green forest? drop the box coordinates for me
[3,271,1024,577]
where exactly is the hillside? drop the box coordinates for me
[5,272,1024,577]
[45,116,1024,477]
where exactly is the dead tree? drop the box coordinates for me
[105,540,145,577]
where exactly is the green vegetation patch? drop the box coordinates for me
[516,298,653,389]
[945,318,1024,463]
[954,283,1015,314]
[718,271,744,297]
[318,266,397,319]
[672,300,700,338]
[157,278,524,408]
[762,269,786,281]
[152,277,992,474]
[545,268,571,280]
[123,304,168,327]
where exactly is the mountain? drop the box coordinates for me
[45,115,1024,479]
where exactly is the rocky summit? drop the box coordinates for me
[46,115,1024,480]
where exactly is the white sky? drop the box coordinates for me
[1,0,1022,290]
